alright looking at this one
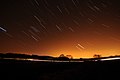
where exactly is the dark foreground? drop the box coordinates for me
[0,59,120,80]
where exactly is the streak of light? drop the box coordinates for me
[76,0,79,4]
[57,6,63,14]
[101,57,120,61]
[73,20,80,26]
[77,44,85,49]
[56,25,62,32]
[72,0,77,7]
[94,6,100,11]
[1,58,84,62]
[45,7,56,17]
[68,27,74,32]
[31,35,39,42]
[34,15,46,29]
[101,3,107,7]
[34,15,41,23]
[34,0,39,6]
[44,0,49,6]
[102,24,110,28]
[30,26,40,32]
[88,18,94,23]
[42,1,56,17]
[5,33,13,38]
[88,5,96,12]
[26,59,52,62]
[64,7,70,14]
[0,27,7,32]
[79,12,84,17]
[40,22,46,29]
[76,46,82,51]
[22,31,30,37]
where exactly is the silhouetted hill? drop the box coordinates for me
[0,53,120,62]
[0,53,54,60]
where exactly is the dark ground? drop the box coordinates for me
[0,59,120,80]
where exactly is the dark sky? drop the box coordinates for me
[0,0,120,58]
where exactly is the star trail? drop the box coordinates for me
[0,0,120,58]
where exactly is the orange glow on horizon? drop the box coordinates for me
[35,49,120,59]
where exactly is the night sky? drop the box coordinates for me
[0,0,120,58]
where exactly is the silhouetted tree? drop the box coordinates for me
[66,55,73,59]
[59,54,65,57]
[93,54,101,58]
[58,54,69,61]
[93,54,102,61]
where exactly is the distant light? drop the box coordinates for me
[101,57,120,61]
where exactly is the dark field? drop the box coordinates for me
[0,59,120,80]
